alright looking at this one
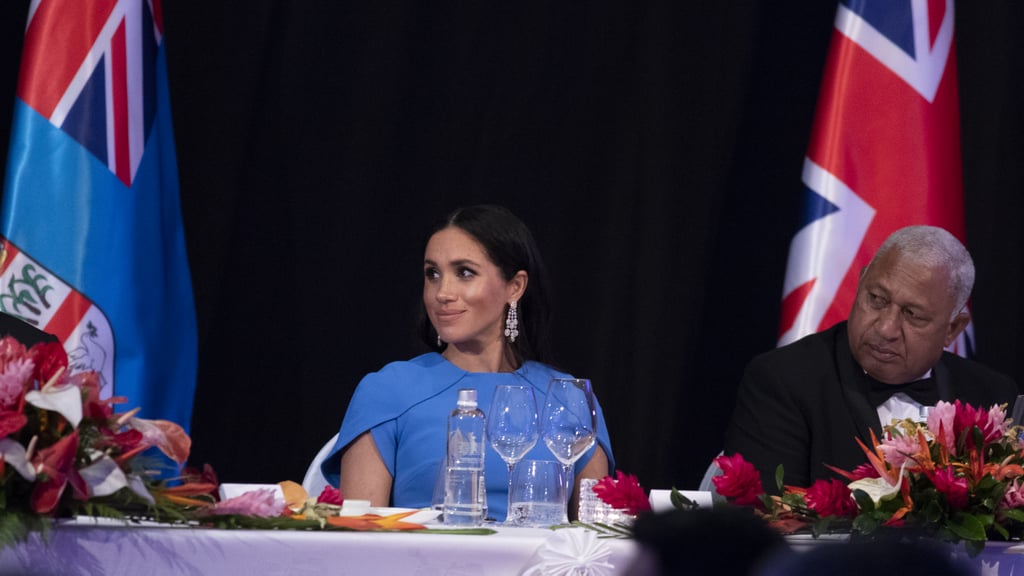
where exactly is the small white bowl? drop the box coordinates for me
[338,499,372,516]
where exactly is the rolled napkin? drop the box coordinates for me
[648,489,713,512]
[218,483,286,511]
[521,528,615,576]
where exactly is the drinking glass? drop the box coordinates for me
[487,385,540,522]
[1012,395,1024,427]
[507,460,567,527]
[540,378,597,520]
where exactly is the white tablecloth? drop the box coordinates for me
[6,520,1024,576]
[0,521,638,576]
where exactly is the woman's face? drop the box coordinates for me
[423,227,522,353]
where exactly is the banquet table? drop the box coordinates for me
[0,520,639,576]
[6,520,1024,575]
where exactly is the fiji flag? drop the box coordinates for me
[1,0,197,429]
[778,0,970,355]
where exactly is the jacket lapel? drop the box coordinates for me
[834,324,882,443]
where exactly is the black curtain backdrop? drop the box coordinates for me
[1,2,1022,492]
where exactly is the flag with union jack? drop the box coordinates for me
[1,0,197,429]
[778,0,970,355]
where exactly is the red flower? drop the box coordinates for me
[30,431,84,515]
[182,463,220,488]
[804,478,857,517]
[712,453,764,507]
[28,341,69,387]
[98,428,145,453]
[953,400,1003,448]
[592,471,652,515]
[929,466,969,510]
[0,409,27,438]
[75,371,116,421]
[317,485,344,505]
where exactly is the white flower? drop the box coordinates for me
[25,384,83,428]
[0,437,36,481]
[848,463,906,506]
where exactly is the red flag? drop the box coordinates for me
[779,0,969,355]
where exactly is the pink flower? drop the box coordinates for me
[929,466,969,510]
[0,337,29,371]
[712,453,764,507]
[878,433,920,468]
[927,401,957,453]
[1002,478,1024,510]
[592,471,652,515]
[804,478,857,517]
[0,356,33,410]
[317,485,344,505]
[990,404,1011,437]
[208,489,282,517]
[847,462,881,481]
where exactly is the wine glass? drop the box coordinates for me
[487,384,540,522]
[1012,395,1024,428]
[540,378,597,520]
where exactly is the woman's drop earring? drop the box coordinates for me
[504,301,519,342]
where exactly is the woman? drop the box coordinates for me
[319,204,614,521]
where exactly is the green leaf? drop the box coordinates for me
[962,538,985,558]
[852,513,880,534]
[851,489,875,511]
[774,465,784,493]
[1003,508,1024,523]
[670,487,697,511]
[567,521,632,538]
[947,513,986,542]
[920,498,943,523]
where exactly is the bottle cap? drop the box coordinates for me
[457,388,477,408]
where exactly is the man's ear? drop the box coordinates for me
[944,311,970,347]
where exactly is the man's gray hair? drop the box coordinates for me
[871,225,975,315]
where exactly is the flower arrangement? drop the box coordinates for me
[0,336,213,545]
[0,335,482,545]
[712,400,1024,555]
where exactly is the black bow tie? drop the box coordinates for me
[866,376,939,407]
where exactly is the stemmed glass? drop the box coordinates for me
[487,385,540,523]
[540,378,597,521]
[1012,395,1024,428]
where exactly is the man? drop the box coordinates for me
[723,226,1018,490]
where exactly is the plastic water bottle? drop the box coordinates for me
[444,388,486,526]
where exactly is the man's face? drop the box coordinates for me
[847,249,968,384]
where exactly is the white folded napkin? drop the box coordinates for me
[648,489,713,511]
[218,483,286,509]
[521,528,614,576]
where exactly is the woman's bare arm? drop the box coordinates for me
[338,431,392,507]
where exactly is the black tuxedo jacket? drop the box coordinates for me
[0,312,58,347]
[723,322,1019,491]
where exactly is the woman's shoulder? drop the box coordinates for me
[517,361,573,384]
[357,352,464,390]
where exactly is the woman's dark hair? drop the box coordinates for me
[417,204,553,367]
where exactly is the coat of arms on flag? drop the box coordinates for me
[0,238,114,397]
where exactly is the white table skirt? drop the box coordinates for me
[0,521,639,576]
[6,520,1024,576]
